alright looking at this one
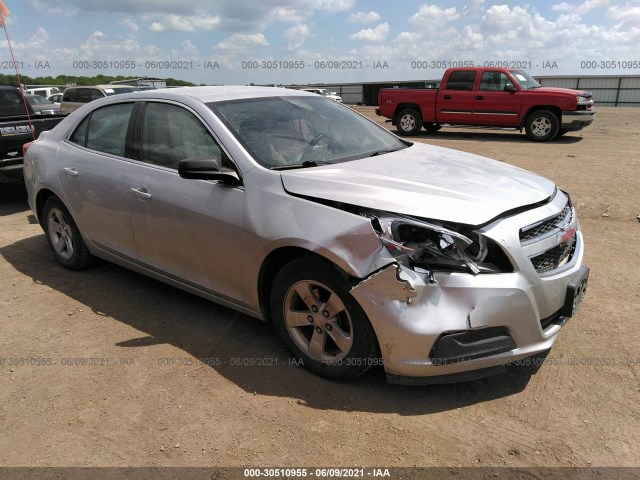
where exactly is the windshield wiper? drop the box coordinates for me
[270,160,330,171]
[369,147,404,157]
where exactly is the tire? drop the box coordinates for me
[423,122,442,132]
[270,256,378,381]
[396,108,422,136]
[524,110,560,141]
[43,196,94,270]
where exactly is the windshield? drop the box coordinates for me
[209,96,408,169]
[509,70,541,90]
[27,95,52,105]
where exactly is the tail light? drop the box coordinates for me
[22,142,33,157]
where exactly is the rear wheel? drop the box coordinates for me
[43,197,94,270]
[524,110,559,141]
[396,108,422,136]
[271,256,378,380]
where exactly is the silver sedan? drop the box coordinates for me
[23,86,589,384]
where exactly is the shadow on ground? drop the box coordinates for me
[0,182,29,216]
[1,233,539,415]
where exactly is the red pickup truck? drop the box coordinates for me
[376,67,596,141]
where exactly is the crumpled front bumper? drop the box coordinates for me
[350,194,587,385]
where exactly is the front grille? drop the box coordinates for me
[530,239,575,273]
[519,198,577,274]
[520,203,572,243]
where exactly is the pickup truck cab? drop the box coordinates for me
[376,67,595,141]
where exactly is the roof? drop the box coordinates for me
[128,85,314,103]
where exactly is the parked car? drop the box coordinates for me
[23,86,588,384]
[60,84,142,114]
[377,67,596,141]
[25,94,61,115]
[301,87,343,103]
[0,86,65,182]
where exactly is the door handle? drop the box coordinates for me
[63,167,78,177]
[443,95,452,100]
[130,187,152,200]
[475,95,484,100]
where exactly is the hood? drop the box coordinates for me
[532,86,592,97]
[280,143,555,226]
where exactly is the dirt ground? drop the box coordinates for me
[0,107,638,472]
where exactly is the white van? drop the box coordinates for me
[26,87,61,98]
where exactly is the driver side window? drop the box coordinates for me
[141,102,224,169]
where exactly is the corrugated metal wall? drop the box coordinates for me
[536,76,640,107]
[295,75,640,106]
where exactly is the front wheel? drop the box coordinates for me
[270,256,378,380]
[524,110,559,141]
[43,197,94,270]
[396,108,422,136]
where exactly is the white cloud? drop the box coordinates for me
[581,0,611,12]
[148,14,220,32]
[348,11,381,24]
[409,5,460,25]
[284,24,311,50]
[122,18,139,32]
[350,22,389,42]
[311,0,355,12]
[217,33,268,51]
[552,2,575,13]
[463,0,485,16]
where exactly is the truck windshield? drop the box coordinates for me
[510,70,542,90]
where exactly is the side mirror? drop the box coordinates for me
[504,84,517,92]
[178,156,241,186]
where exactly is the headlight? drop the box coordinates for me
[576,95,592,105]
[370,215,512,275]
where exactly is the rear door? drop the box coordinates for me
[472,70,522,126]
[57,101,138,258]
[436,70,477,124]
[123,101,247,303]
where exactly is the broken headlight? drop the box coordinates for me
[371,215,511,275]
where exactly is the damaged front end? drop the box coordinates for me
[364,210,513,280]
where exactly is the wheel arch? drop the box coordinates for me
[521,105,561,129]
[393,102,422,125]
[258,247,356,322]
[35,188,58,227]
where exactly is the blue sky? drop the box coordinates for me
[2,0,640,85]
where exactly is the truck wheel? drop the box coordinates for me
[524,110,559,141]
[396,109,422,136]
[423,122,442,132]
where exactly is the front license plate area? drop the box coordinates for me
[560,266,589,318]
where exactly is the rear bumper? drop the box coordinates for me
[561,109,596,131]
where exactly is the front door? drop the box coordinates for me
[123,101,247,303]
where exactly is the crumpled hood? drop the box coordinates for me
[280,142,555,225]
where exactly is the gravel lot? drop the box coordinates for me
[0,107,638,471]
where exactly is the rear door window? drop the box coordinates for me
[445,71,477,91]
[69,103,134,157]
